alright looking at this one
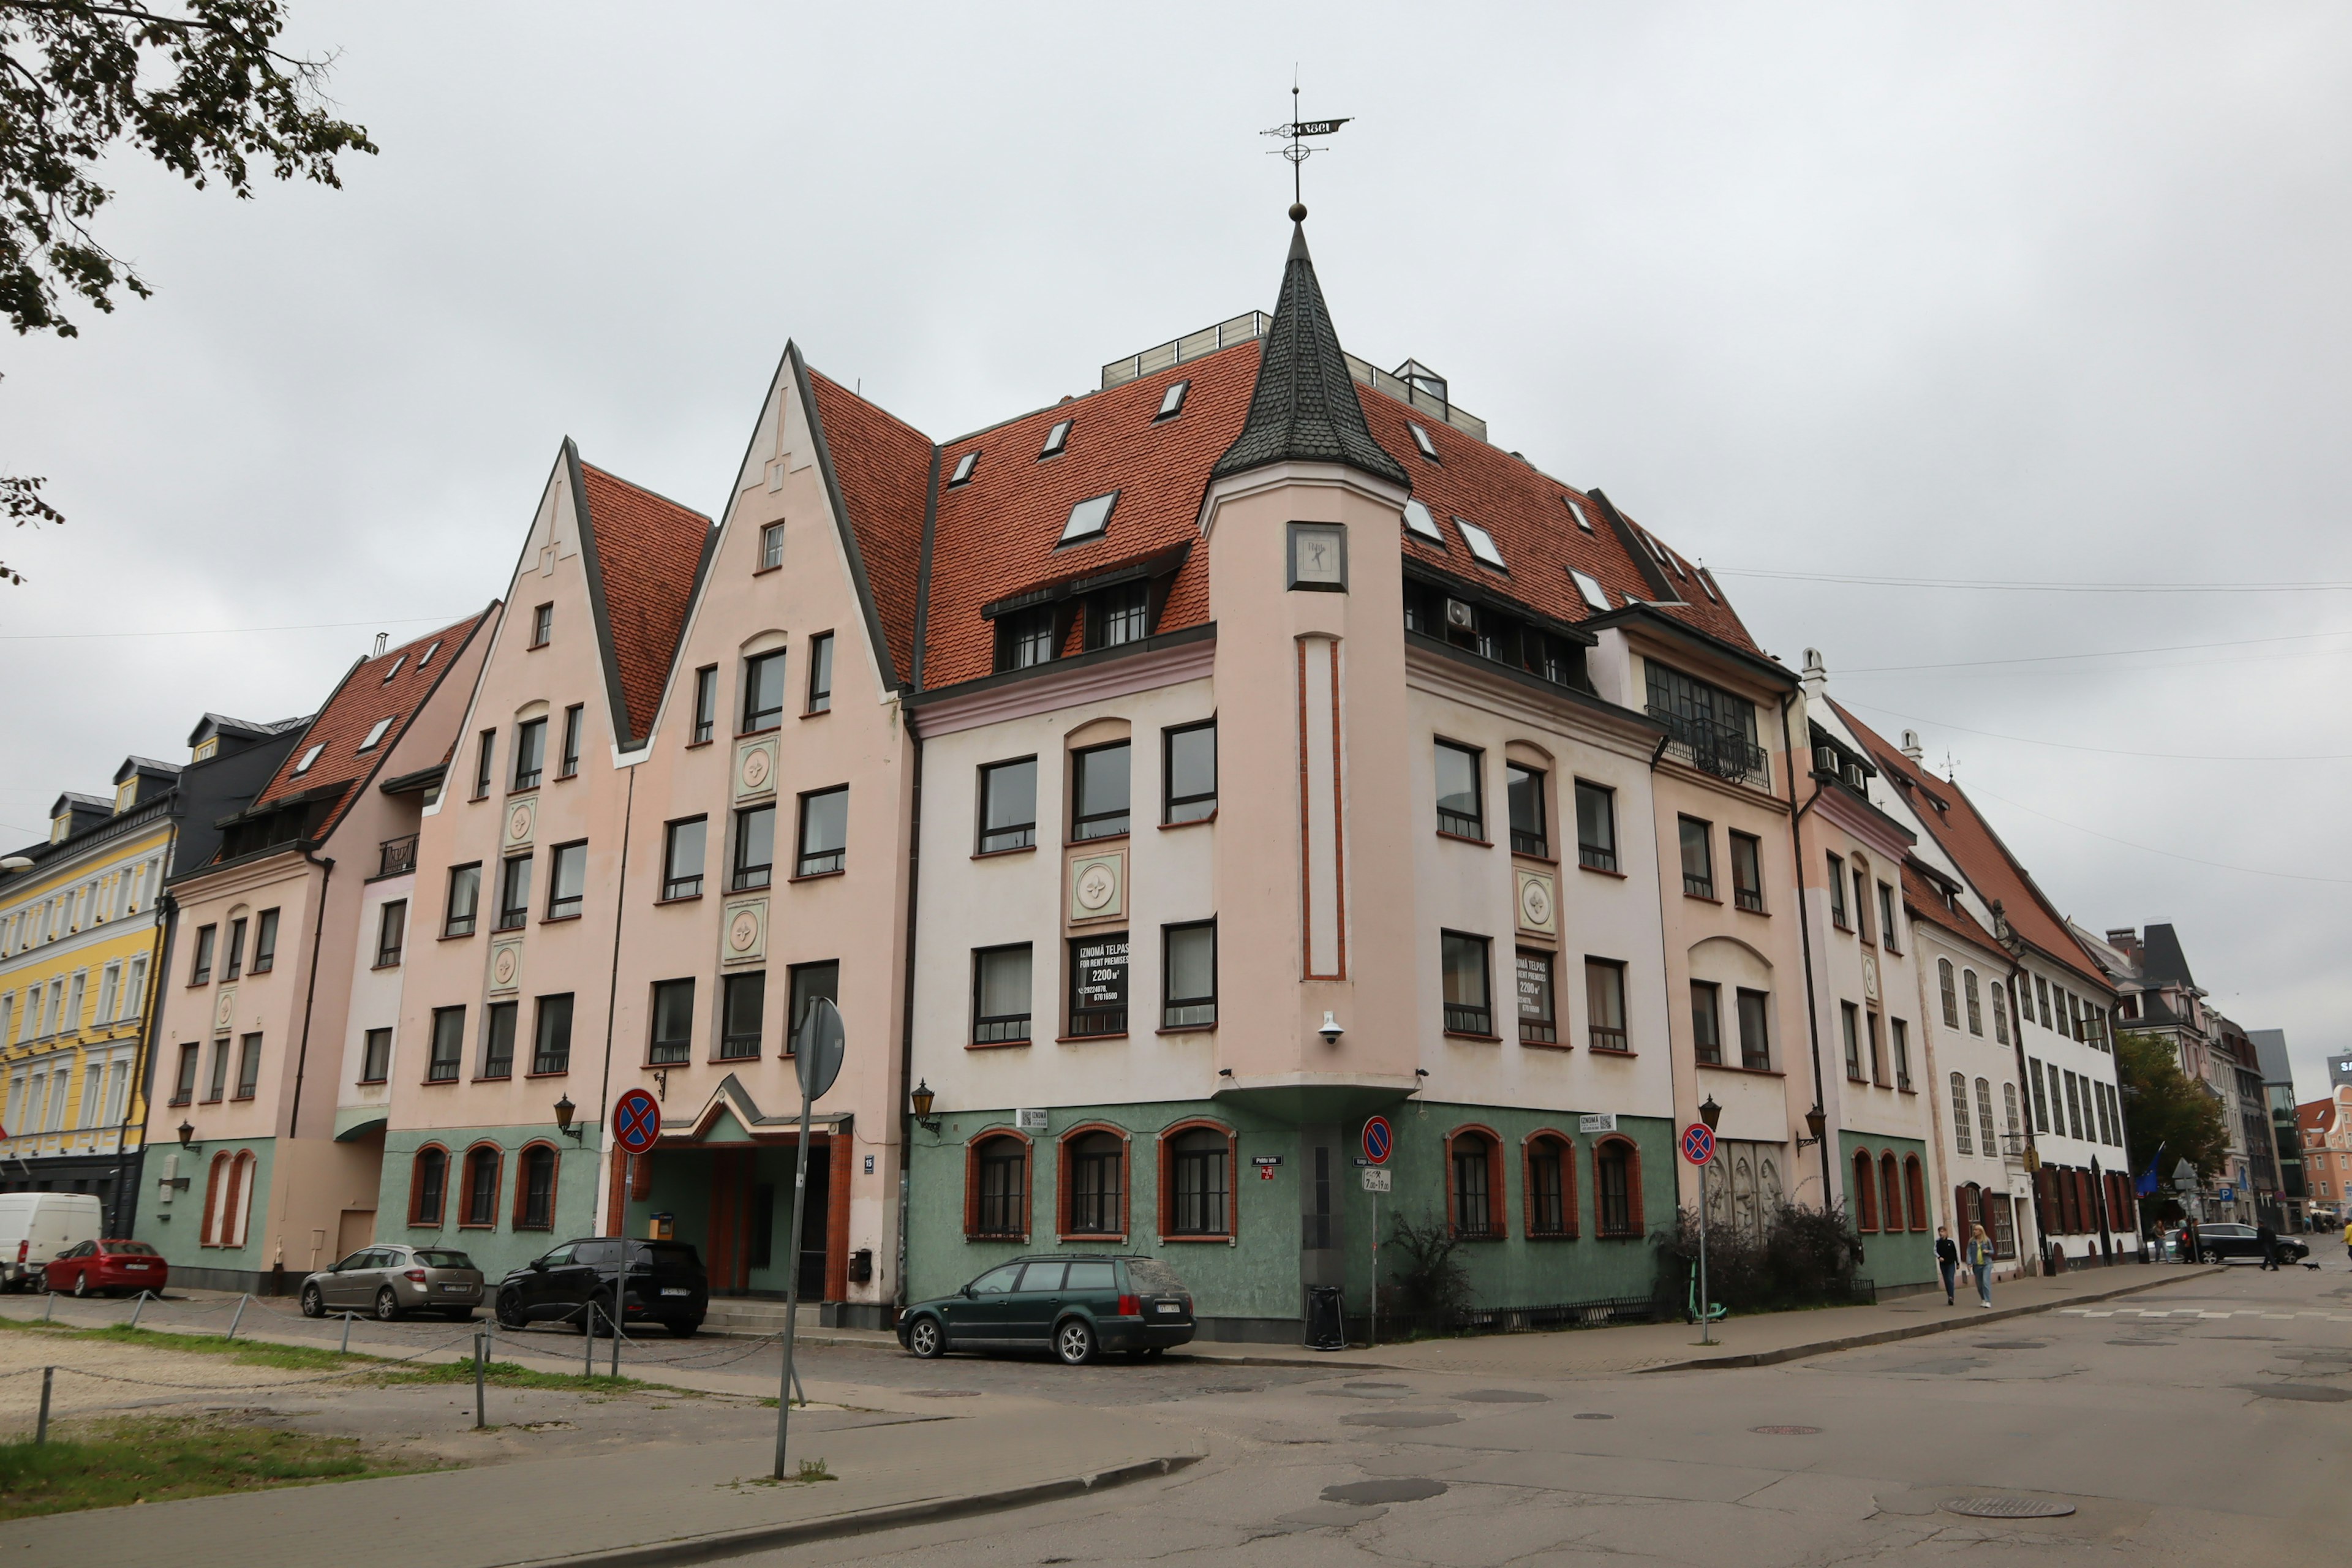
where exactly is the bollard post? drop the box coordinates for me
[127,1290,148,1330]
[583,1306,595,1380]
[43,1290,54,1324]
[226,1293,247,1341]
[341,1313,354,1355]
[36,1366,52,1446]
[609,1310,621,1381]
[484,1316,494,1366]
[473,1332,488,1430]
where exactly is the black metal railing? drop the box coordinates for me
[1444,1003,1492,1035]
[378,835,417,878]
[1589,1025,1629,1052]
[1649,707,1770,785]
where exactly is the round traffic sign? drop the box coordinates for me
[1362,1115,1393,1166]
[613,1088,662,1154]
[1680,1123,1716,1166]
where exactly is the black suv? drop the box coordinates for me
[494,1238,707,1336]
[895,1254,1196,1365]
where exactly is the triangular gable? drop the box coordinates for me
[670,1073,849,1143]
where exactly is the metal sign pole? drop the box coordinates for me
[1370,1186,1379,1349]
[1697,1157,1714,1346]
[772,1084,815,1479]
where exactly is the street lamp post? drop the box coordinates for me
[1697,1096,1722,1346]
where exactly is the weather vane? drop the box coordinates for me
[1263,77,1351,219]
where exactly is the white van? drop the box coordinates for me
[0,1193,105,1290]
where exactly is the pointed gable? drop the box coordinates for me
[803,365,932,687]
[574,458,710,744]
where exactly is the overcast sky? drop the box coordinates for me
[6,4,2348,1098]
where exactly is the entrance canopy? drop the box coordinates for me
[660,1073,851,1145]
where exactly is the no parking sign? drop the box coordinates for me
[1680,1123,1716,1166]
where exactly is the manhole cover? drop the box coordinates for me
[1455,1389,1548,1403]
[1943,1496,2076,1520]
[1321,1477,1448,1506]
[1572,1412,1615,1420]
[1750,1425,1820,1435]
[908,1389,982,1398]
[1341,1410,1461,1428]
[1973,1341,2046,1350]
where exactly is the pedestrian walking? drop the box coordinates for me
[1934,1226,1959,1305]
[2257,1223,2280,1272]
[1968,1224,1995,1308]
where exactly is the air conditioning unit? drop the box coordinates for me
[1814,746,1838,775]
[1444,599,1476,630]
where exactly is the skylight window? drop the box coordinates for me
[1401,499,1443,543]
[357,718,393,753]
[1408,424,1441,462]
[1564,496,1595,533]
[1697,570,1720,604]
[1039,420,1072,459]
[1156,380,1189,420]
[292,744,324,777]
[1455,518,1507,571]
[949,451,979,486]
[380,655,405,684]
[1570,570,1612,612]
[418,639,440,669]
[1058,490,1118,545]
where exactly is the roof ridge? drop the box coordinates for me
[805,366,936,450]
[577,461,713,524]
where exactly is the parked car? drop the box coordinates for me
[896,1254,1196,1366]
[2191,1223,2310,1265]
[42,1238,167,1297]
[299,1245,484,1321]
[0,1193,104,1292]
[493,1238,707,1336]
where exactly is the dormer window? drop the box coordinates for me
[1155,380,1189,420]
[1401,499,1443,543]
[1408,424,1440,463]
[382,655,405,683]
[1058,491,1117,545]
[357,718,393,754]
[292,744,324,777]
[1039,420,1072,459]
[192,739,219,763]
[1566,496,1595,532]
[1570,570,1611,612]
[1455,519,1507,572]
[949,451,979,486]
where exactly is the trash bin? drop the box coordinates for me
[1304,1284,1346,1351]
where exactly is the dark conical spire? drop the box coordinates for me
[1210,221,1411,488]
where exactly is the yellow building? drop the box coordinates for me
[0,760,179,1232]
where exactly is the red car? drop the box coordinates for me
[43,1239,168,1298]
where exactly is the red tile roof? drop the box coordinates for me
[2300,1099,2337,1137]
[1836,699,2111,990]
[807,369,931,685]
[578,463,710,743]
[1899,863,2000,952]
[252,609,495,840]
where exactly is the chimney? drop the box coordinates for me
[1901,728,1924,764]
[372,633,388,657]
[2105,929,2142,965]
[1800,648,1826,699]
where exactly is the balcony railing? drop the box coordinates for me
[1648,707,1772,789]
[378,835,417,878]
[2000,1131,2029,1161]
[1589,1025,1630,1054]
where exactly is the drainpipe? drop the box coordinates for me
[593,766,636,1237]
[892,723,925,1313]
[119,869,178,1238]
[1777,695,1833,1209]
[284,851,336,1136]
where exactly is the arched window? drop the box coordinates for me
[1853,1149,1879,1231]
[198,1150,230,1246]
[513,1143,558,1230]
[1991,982,2010,1044]
[1956,1182,1981,1243]
[1524,1133,1575,1238]
[1447,1128,1504,1238]
[1963,970,1983,1035]
[1160,1123,1233,1238]
[1975,1078,1998,1157]
[409,1145,448,1227]
[1880,1153,1902,1238]
[1939,959,1958,1028]
[1904,1155,1928,1232]
[1950,1072,1973,1155]
[222,1151,255,1248]
[1594,1136,1643,1237]
[1061,1128,1126,1236]
[965,1133,1028,1240]
[461,1144,502,1228]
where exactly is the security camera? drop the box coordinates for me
[1319,1011,1344,1044]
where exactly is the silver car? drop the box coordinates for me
[300,1244,484,1321]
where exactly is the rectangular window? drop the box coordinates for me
[691,666,718,745]
[1679,816,1714,898]
[374,900,407,967]
[973,944,1033,1043]
[995,605,1057,672]
[1163,922,1217,1029]
[444,864,481,937]
[480,1001,516,1078]
[545,842,586,919]
[978,758,1038,852]
[1071,741,1130,840]
[1868,1009,1886,1084]
[804,631,833,713]
[1574,781,1617,871]
[733,804,775,890]
[661,817,706,899]
[785,961,839,1045]
[2029,1058,2050,1131]
[190,924,217,984]
[1891,1018,1912,1089]
[497,854,533,930]
[760,520,785,571]
[532,993,574,1075]
[1729,832,1763,911]
[421,1007,463,1084]
[1586,959,1629,1051]
[1877,883,1899,952]
[1441,931,1493,1035]
[473,730,496,797]
[1842,1001,1864,1080]
[1434,741,1484,839]
[1169,1131,1228,1237]
[1084,581,1151,649]
[720,971,765,1060]
[742,649,788,732]
[1163,722,1216,824]
[1068,933,1129,1036]
[529,602,552,647]
[1950,1073,1973,1154]
[205,1039,230,1102]
[2064,1071,2084,1140]
[361,1028,392,1084]
[559,704,583,778]
[223,917,247,981]
[794,786,848,876]
[1826,852,1848,928]
[1506,764,1547,856]
[1852,869,1872,943]
[512,717,546,790]
[2035,974,2051,1028]
[252,908,279,973]
[173,1042,200,1103]
[1691,981,1724,1065]
[1736,988,1771,1071]
[1517,949,1556,1043]
[234,1033,262,1099]
[1643,662,1764,780]
[648,979,695,1065]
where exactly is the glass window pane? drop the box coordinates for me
[1165,725,1216,823]
[744,650,787,730]
[722,972,764,1060]
[788,962,839,1040]
[981,758,1037,851]
[1574,782,1616,870]
[1073,743,1130,839]
[735,805,775,888]
[1691,982,1721,1063]
[1679,818,1712,895]
[797,788,848,875]
[1506,765,1545,855]
[483,1001,516,1077]
[664,818,706,898]
[1737,989,1770,1069]
[1435,744,1482,836]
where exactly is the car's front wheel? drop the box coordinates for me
[2200,1248,2223,1264]
[496,1294,528,1330]
[72,1272,89,1299]
[374,1286,401,1322]
[906,1315,945,1359]
[1054,1316,1097,1366]
[300,1283,326,1319]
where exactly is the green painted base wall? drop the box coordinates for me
[1841,1130,1936,1288]
[376,1124,598,1283]
[134,1139,277,1276]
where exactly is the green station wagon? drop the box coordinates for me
[896,1254,1196,1365]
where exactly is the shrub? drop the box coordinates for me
[1384,1213,1474,1336]
[1653,1201,1868,1316]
